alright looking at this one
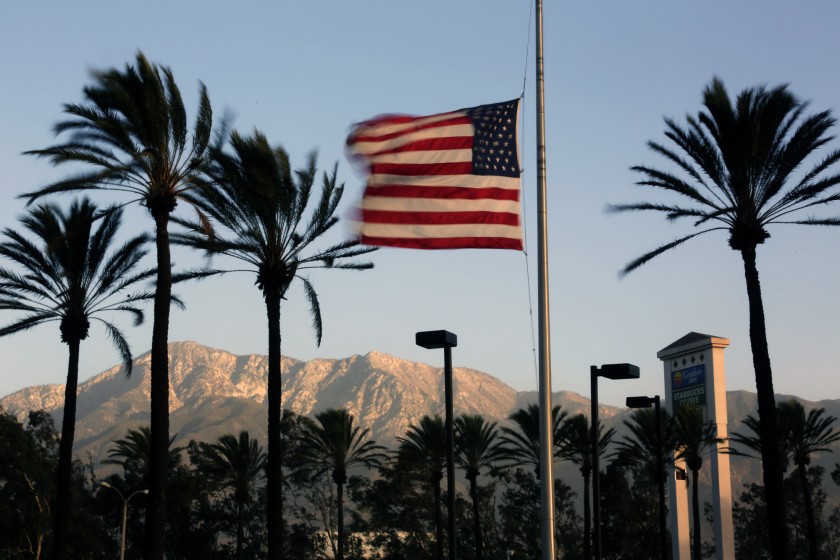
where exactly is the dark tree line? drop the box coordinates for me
[3,398,836,559]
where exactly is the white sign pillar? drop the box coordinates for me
[658,332,735,560]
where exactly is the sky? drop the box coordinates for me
[2,2,840,408]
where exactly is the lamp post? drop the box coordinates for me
[101,481,148,560]
[591,363,639,560]
[416,329,458,560]
[626,395,666,560]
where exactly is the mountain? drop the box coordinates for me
[1,341,609,458]
[1,341,838,507]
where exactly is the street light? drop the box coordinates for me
[101,481,148,560]
[416,329,458,560]
[626,395,666,560]
[591,363,639,560]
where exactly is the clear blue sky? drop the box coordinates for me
[2,2,839,407]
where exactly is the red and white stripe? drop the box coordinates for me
[346,108,522,250]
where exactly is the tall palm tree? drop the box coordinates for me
[396,415,447,560]
[0,199,152,559]
[556,413,615,560]
[171,129,374,559]
[294,408,386,560]
[497,403,566,477]
[454,414,503,560]
[673,405,720,560]
[729,399,840,560]
[191,431,267,560]
[611,78,840,559]
[23,52,214,559]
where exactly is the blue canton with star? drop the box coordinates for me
[464,99,520,177]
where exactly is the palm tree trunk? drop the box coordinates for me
[145,209,173,560]
[740,246,789,560]
[337,479,345,560]
[236,498,245,560]
[50,339,80,560]
[582,467,591,560]
[691,468,700,560]
[265,288,283,560]
[433,476,443,560]
[470,475,483,560]
[796,460,819,560]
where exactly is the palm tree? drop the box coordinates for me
[23,52,214,559]
[673,405,720,560]
[454,414,503,560]
[611,78,840,559]
[170,129,374,559]
[0,199,152,559]
[728,407,794,473]
[294,408,386,560]
[191,431,267,560]
[104,425,184,487]
[613,407,676,560]
[782,400,840,560]
[729,399,840,560]
[613,407,675,489]
[556,413,615,560]
[497,403,566,477]
[396,415,447,560]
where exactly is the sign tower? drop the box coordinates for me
[657,332,735,560]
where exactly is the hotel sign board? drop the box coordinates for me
[671,364,707,408]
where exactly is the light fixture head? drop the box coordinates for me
[597,363,640,380]
[415,330,458,349]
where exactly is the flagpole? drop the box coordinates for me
[534,1,556,559]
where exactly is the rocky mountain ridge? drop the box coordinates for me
[0,341,604,455]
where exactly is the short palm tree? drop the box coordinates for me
[295,408,386,560]
[556,413,615,560]
[728,409,793,472]
[673,405,720,560]
[397,415,447,560]
[192,431,266,560]
[611,78,840,559]
[171,128,374,559]
[783,400,840,560]
[497,403,566,477]
[104,425,184,486]
[23,52,214,559]
[729,399,840,560]
[613,407,675,489]
[454,414,503,560]
[0,199,152,559]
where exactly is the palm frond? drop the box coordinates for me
[606,202,717,222]
[97,318,133,376]
[620,230,719,277]
[300,276,322,346]
[0,312,59,336]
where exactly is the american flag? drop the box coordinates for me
[346,99,523,250]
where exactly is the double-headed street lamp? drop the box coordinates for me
[101,481,148,560]
[416,329,458,560]
[626,395,666,560]
[591,363,639,560]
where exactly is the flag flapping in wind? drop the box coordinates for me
[346,99,523,250]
